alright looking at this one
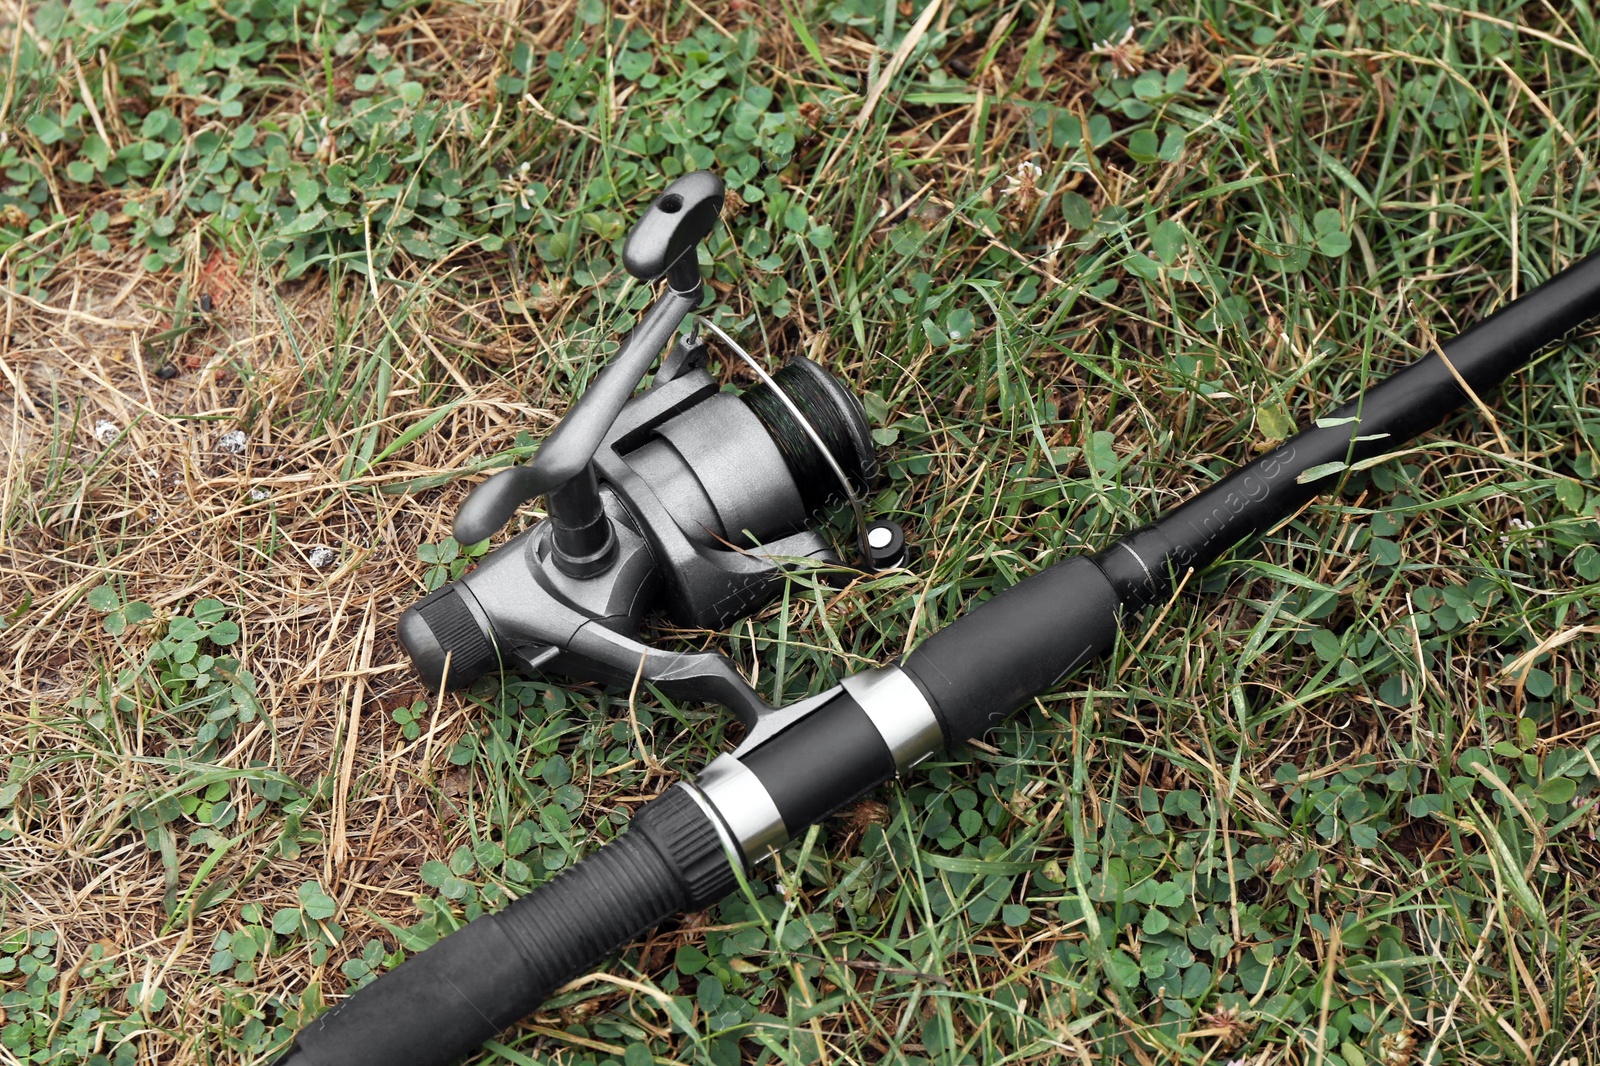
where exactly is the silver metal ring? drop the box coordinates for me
[692,753,788,863]
[839,665,944,776]
[694,318,872,557]
[1118,540,1154,582]
[673,781,747,871]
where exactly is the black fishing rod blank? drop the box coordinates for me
[907,253,1600,743]
[275,254,1600,1066]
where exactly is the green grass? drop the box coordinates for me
[3,1,1600,1063]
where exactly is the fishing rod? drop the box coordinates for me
[275,217,1600,1064]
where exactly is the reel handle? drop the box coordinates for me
[452,173,726,548]
[452,285,701,546]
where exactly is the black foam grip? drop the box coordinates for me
[901,557,1122,745]
[741,691,894,830]
[275,789,736,1066]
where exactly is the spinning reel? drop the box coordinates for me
[398,171,902,730]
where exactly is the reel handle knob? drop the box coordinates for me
[452,465,556,547]
[623,171,725,283]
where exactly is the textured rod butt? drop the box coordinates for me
[275,790,737,1066]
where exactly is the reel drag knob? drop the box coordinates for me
[398,583,498,691]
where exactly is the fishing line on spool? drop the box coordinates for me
[696,317,875,559]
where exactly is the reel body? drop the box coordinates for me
[398,172,882,723]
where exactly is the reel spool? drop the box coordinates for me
[622,356,877,558]
[398,171,903,721]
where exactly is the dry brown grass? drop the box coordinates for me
[2,256,472,1058]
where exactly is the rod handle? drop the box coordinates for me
[900,557,1122,745]
[273,789,735,1066]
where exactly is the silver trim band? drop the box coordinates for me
[1118,540,1154,582]
[692,753,788,864]
[673,781,745,872]
[840,665,944,776]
